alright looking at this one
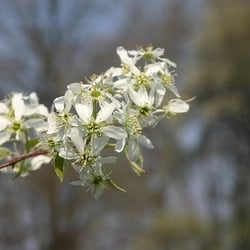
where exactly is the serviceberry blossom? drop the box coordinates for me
[0,93,50,175]
[0,93,48,145]
[0,46,191,197]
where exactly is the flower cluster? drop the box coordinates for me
[0,92,51,175]
[0,46,190,197]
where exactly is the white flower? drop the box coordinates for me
[71,165,112,199]
[114,102,153,158]
[144,62,180,97]
[68,77,118,108]
[60,127,116,171]
[53,90,73,113]
[127,86,164,127]
[23,92,49,117]
[51,90,77,142]
[128,46,165,62]
[128,86,154,107]
[0,93,49,145]
[74,101,127,153]
[116,46,140,74]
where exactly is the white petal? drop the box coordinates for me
[70,127,85,153]
[148,87,155,107]
[12,93,25,120]
[28,92,39,105]
[0,131,11,145]
[154,83,166,106]
[138,87,149,105]
[0,117,11,131]
[128,87,141,106]
[160,57,177,68]
[0,102,9,114]
[127,49,141,57]
[64,90,73,112]
[105,67,123,77]
[68,82,82,94]
[145,62,164,75]
[115,138,126,153]
[75,103,93,124]
[127,139,140,161]
[116,46,130,63]
[129,87,149,107]
[102,126,127,140]
[47,113,57,134]
[30,155,51,171]
[116,46,139,74]
[24,118,48,131]
[53,96,65,113]
[152,48,164,57]
[113,78,130,89]
[168,99,190,113]
[91,136,109,155]
[96,103,115,123]
[36,105,49,117]
[59,148,77,160]
[137,135,154,149]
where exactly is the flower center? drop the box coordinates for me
[92,174,104,185]
[139,106,151,116]
[57,112,71,127]
[90,87,102,100]
[46,138,59,149]
[143,46,155,60]
[78,152,96,167]
[121,63,130,74]
[125,114,142,136]
[161,73,175,88]
[11,121,21,132]
[86,121,102,137]
[134,73,149,88]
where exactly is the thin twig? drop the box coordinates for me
[0,149,49,169]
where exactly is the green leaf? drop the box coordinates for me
[106,178,127,193]
[54,154,66,182]
[0,147,11,160]
[25,138,40,152]
[12,161,30,179]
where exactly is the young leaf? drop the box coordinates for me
[25,138,40,152]
[0,147,11,160]
[54,153,66,182]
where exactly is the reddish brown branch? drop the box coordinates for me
[0,149,49,169]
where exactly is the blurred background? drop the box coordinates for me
[0,0,249,249]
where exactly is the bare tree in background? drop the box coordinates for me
[0,0,104,103]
